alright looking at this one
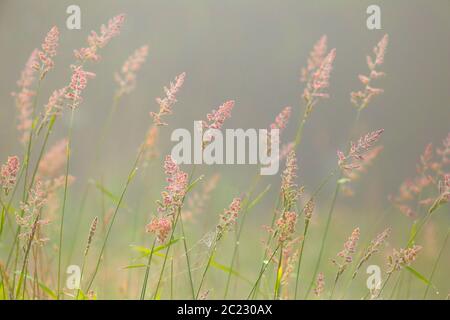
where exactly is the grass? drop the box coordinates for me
[0,15,448,301]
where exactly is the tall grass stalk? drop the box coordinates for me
[139,238,156,299]
[86,147,144,291]
[223,175,261,298]
[152,165,196,299]
[57,107,75,299]
[423,228,449,299]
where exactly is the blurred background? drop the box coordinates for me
[0,0,449,299]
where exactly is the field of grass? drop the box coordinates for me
[0,6,449,300]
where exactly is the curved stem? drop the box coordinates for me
[86,147,143,291]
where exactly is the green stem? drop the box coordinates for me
[247,244,280,299]
[152,165,196,299]
[293,219,310,299]
[196,239,217,299]
[273,244,283,300]
[423,228,449,299]
[139,238,156,300]
[179,212,196,299]
[57,107,75,299]
[86,147,143,291]
[305,176,341,298]
[223,175,260,299]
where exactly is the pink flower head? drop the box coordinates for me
[202,100,235,144]
[150,72,186,126]
[74,14,125,62]
[270,106,292,131]
[12,49,39,144]
[337,227,360,263]
[1,156,20,195]
[156,155,189,216]
[38,26,59,76]
[41,26,59,57]
[303,48,336,111]
[203,100,235,130]
[115,45,149,96]
[217,197,242,239]
[66,65,96,108]
[351,34,388,109]
[338,129,384,172]
[276,211,298,243]
[146,216,172,243]
[301,35,328,82]
[41,87,67,128]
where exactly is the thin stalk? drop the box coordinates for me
[86,147,144,291]
[423,228,449,299]
[12,78,43,293]
[223,175,260,298]
[273,244,283,300]
[247,244,280,299]
[305,176,341,298]
[179,212,196,299]
[139,238,156,300]
[57,107,75,299]
[15,209,43,299]
[196,238,217,299]
[293,219,310,299]
[67,94,121,265]
[152,165,196,299]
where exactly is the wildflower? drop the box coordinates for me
[303,48,336,114]
[12,49,39,144]
[387,245,422,274]
[337,129,384,172]
[275,211,298,244]
[40,87,67,129]
[147,156,189,242]
[16,181,49,245]
[216,197,241,240]
[1,156,20,196]
[74,14,126,62]
[333,227,360,278]
[202,100,235,144]
[428,173,450,213]
[115,45,149,96]
[303,198,315,221]
[65,65,96,109]
[146,216,172,243]
[301,35,328,82]
[270,106,292,131]
[314,272,325,297]
[267,106,292,155]
[150,72,186,126]
[279,241,300,287]
[38,26,59,77]
[353,228,390,278]
[351,34,388,110]
[84,217,98,256]
[202,100,235,130]
[161,155,189,209]
[391,135,449,218]
[38,139,68,178]
[281,150,302,209]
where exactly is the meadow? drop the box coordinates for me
[0,5,449,300]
